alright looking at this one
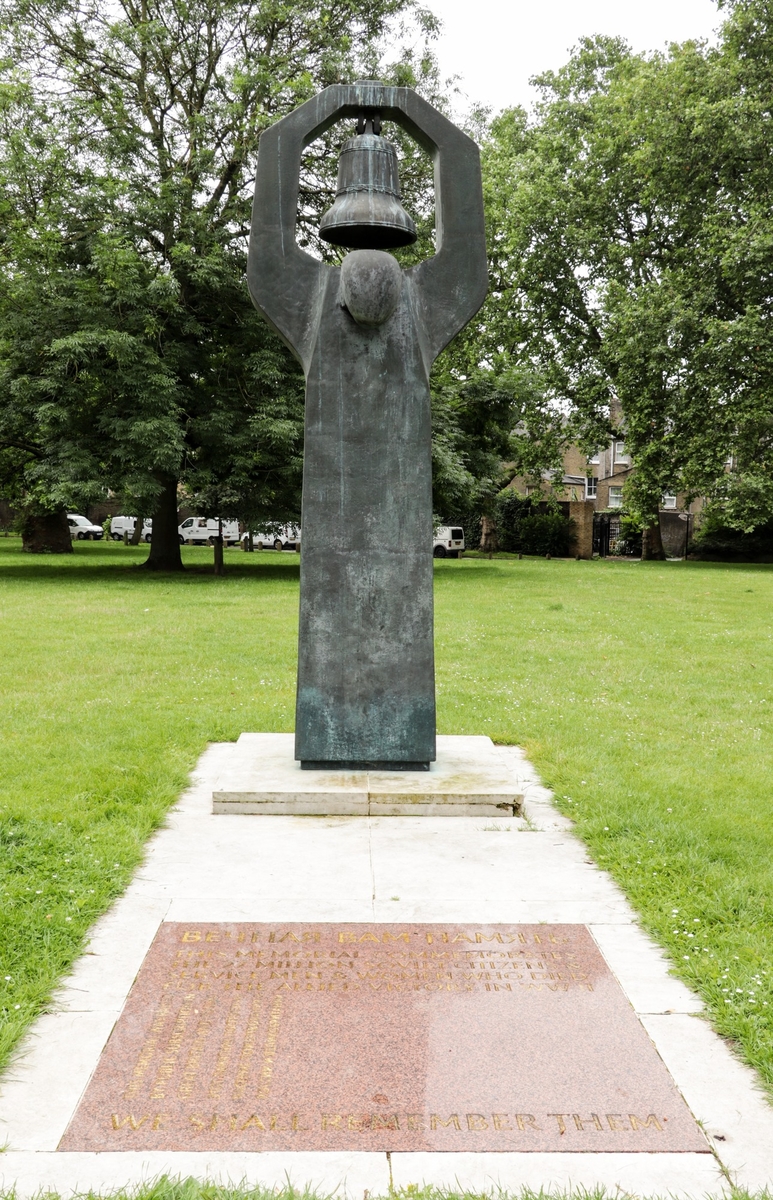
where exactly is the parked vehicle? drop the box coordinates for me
[178,517,240,546]
[433,525,464,558]
[67,514,104,541]
[241,524,301,551]
[109,516,153,542]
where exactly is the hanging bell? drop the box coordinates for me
[320,112,417,250]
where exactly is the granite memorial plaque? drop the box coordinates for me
[60,923,707,1153]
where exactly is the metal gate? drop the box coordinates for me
[593,513,642,557]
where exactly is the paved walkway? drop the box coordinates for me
[0,744,771,1197]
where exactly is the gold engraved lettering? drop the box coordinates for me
[232,993,263,1101]
[190,1114,205,1130]
[111,1113,150,1130]
[182,931,201,942]
[629,1114,663,1131]
[406,1113,424,1130]
[291,1113,309,1131]
[205,932,219,941]
[178,995,215,1099]
[322,1113,343,1129]
[339,933,357,943]
[269,932,301,943]
[124,997,172,1100]
[348,1114,367,1131]
[149,992,195,1100]
[240,1113,266,1130]
[475,933,503,943]
[208,994,243,1099]
[371,1113,400,1130]
[255,995,283,1100]
[516,1113,541,1131]
[606,1114,628,1131]
[548,1114,567,1134]
[152,1113,166,1130]
[572,1113,603,1131]
[492,1113,512,1131]
[430,1114,461,1130]
[466,1113,488,1130]
[383,932,410,943]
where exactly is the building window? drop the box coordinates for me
[614,441,630,464]
[587,452,600,465]
[608,486,623,509]
[585,476,598,500]
[662,493,677,510]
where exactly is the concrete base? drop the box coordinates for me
[212,733,522,816]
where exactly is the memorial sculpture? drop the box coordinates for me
[247,82,487,771]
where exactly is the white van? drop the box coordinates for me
[433,525,465,558]
[68,513,104,540]
[178,517,240,546]
[110,516,152,542]
[241,524,301,551]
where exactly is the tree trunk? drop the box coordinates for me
[480,514,498,556]
[641,517,666,561]
[213,517,225,576]
[21,508,73,553]
[129,515,144,545]
[139,474,183,571]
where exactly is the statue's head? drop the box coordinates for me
[319,109,417,251]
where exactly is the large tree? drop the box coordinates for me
[0,0,439,564]
[477,0,773,548]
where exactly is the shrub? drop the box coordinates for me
[496,492,575,556]
[688,520,773,562]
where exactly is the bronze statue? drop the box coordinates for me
[248,82,487,769]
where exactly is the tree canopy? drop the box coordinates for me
[0,0,442,560]
[478,0,773,534]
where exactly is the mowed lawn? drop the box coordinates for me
[1,538,772,1099]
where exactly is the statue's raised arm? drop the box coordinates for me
[390,90,488,361]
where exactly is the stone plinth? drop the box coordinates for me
[211,734,522,816]
[59,922,708,1154]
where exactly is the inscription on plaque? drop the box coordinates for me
[60,924,708,1152]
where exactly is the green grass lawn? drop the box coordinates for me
[1,537,772,1111]
[0,1183,766,1200]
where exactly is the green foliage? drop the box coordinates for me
[430,366,568,536]
[478,4,773,529]
[689,516,773,562]
[0,0,440,538]
[495,492,575,557]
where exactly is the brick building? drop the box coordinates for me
[508,436,702,559]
